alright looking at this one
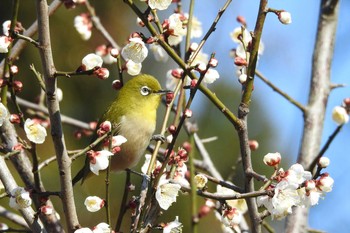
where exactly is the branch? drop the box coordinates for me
[35,0,79,232]
[0,205,29,229]
[285,0,340,232]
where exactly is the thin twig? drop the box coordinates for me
[115,170,131,232]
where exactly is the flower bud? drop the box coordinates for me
[196,63,207,73]
[171,69,183,79]
[112,79,123,90]
[184,109,193,118]
[234,57,248,66]
[317,173,334,192]
[318,157,330,168]
[332,106,349,125]
[97,121,111,136]
[263,152,281,167]
[238,74,247,84]
[236,16,247,26]
[305,180,316,191]
[189,42,199,52]
[198,205,212,218]
[166,92,174,105]
[89,121,97,130]
[190,79,198,88]
[10,65,19,75]
[40,205,53,215]
[110,48,119,58]
[93,67,109,80]
[278,11,292,25]
[12,143,23,151]
[168,124,177,134]
[13,80,23,92]
[343,98,350,108]
[209,58,218,68]
[9,114,21,124]
[248,140,259,151]
[0,78,7,87]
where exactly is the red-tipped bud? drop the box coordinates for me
[110,48,119,58]
[177,148,188,160]
[198,205,212,218]
[93,67,109,80]
[182,141,191,153]
[97,121,112,136]
[0,78,7,87]
[166,92,174,105]
[234,57,248,66]
[343,98,350,108]
[112,79,123,90]
[112,146,121,154]
[129,32,141,39]
[236,16,247,26]
[89,121,97,130]
[13,80,23,92]
[209,58,218,68]
[249,140,259,151]
[146,37,156,44]
[9,114,21,124]
[12,143,23,151]
[168,124,177,134]
[171,69,183,79]
[190,79,198,88]
[40,205,53,215]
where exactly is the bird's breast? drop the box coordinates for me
[110,115,156,172]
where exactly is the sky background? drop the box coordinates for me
[191,0,350,232]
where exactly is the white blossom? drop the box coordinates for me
[9,187,32,210]
[317,175,334,193]
[24,118,47,144]
[285,163,312,188]
[92,222,110,233]
[148,0,172,10]
[230,27,252,47]
[74,228,93,233]
[89,150,114,175]
[82,53,103,70]
[203,68,220,84]
[121,37,148,63]
[332,106,349,125]
[125,60,142,76]
[56,88,63,102]
[84,196,104,212]
[141,154,161,174]
[155,175,181,210]
[74,14,92,40]
[0,223,9,231]
[0,36,11,53]
[149,43,169,62]
[2,20,11,36]
[163,216,182,233]
[194,174,208,189]
[0,103,8,126]
[318,157,330,168]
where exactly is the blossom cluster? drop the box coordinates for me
[258,152,334,220]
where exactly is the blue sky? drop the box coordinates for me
[192,0,350,232]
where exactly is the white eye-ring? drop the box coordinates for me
[140,86,151,96]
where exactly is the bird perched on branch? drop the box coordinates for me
[73,74,169,185]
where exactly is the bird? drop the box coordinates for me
[73,74,169,185]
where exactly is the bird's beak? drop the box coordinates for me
[154,89,172,95]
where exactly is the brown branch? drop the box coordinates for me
[0,205,29,229]
[35,0,79,232]
[285,0,340,232]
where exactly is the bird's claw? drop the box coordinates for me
[151,134,166,143]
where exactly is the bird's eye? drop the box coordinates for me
[140,86,151,96]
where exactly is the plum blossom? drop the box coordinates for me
[332,106,349,125]
[2,20,11,36]
[155,175,181,210]
[263,152,281,167]
[318,157,330,168]
[141,154,161,174]
[317,174,334,193]
[84,196,105,212]
[194,174,208,189]
[0,103,8,126]
[95,45,118,64]
[163,216,182,233]
[125,60,142,76]
[216,184,248,213]
[24,118,47,144]
[74,13,92,40]
[9,187,32,210]
[230,27,252,47]
[147,0,172,10]
[0,36,12,53]
[203,68,220,84]
[92,222,110,233]
[82,53,103,70]
[88,150,114,175]
[167,13,186,46]
[121,37,148,63]
[285,163,312,188]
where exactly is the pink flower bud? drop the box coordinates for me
[182,141,191,153]
[198,205,212,218]
[249,140,259,151]
[13,80,23,92]
[171,69,183,79]
[234,57,247,66]
[317,173,334,192]
[97,121,112,136]
[168,124,177,134]
[93,67,109,80]
[278,11,292,25]
[12,143,23,151]
[89,121,97,130]
[40,205,53,215]
[166,92,174,105]
[0,78,7,87]
[112,80,123,90]
[190,79,198,88]
[9,114,21,124]
[111,146,121,154]
[236,16,247,26]
[263,152,281,167]
[209,58,218,68]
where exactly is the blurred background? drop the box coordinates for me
[0,0,349,232]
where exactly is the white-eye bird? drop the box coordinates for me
[73,74,168,184]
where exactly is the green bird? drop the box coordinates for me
[73,74,168,184]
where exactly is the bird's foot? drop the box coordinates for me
[151,134,166,143]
